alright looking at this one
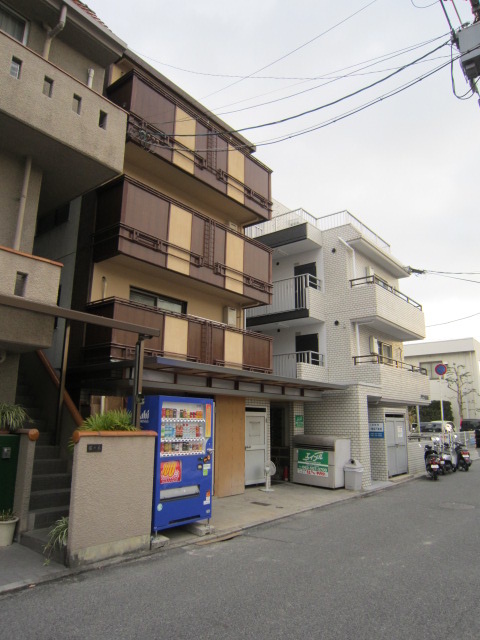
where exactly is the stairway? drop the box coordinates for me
[15,376,71,556]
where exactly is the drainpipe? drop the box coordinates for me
[42,4,67,60]
[87,68,95,89]
[13,156,32,251]
[338,237,361,357]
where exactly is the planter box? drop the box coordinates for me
[0,517,18,546]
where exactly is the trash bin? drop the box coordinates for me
[344,459,363,491]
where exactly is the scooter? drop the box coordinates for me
[424,444,441,480]
[431,438,450,474]
[455,442,472,471]
[441,441,457,473]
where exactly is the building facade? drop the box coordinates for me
[246,205,430,486]
[0,0,127,402]
[404,338,480,426]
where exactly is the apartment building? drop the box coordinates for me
[0,0,127,402]
[246,205,430,485]
[404,338,480,426]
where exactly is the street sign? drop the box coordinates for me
[435,363,447,376]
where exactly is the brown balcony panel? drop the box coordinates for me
[84,299,272,372]
[106,70,271,219]
[93,178,272,304]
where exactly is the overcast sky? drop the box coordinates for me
[88,0,480,344]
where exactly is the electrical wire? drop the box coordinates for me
[450,42,475,99]
[424,273,480,284]
[200,0,379,100]
[410,0,439,8]
[166,40,451,139]
[426,311,480,327]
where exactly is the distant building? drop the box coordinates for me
[404,338,480,426]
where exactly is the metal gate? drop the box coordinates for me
[385,417,408,477]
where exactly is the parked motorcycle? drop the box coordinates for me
[424,444,441,480]
[455,442,472,471]
[440,440,457,473]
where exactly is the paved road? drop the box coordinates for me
[1,469,479,640]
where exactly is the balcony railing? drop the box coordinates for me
[84,298,272,373]
[353,354,427,374]
[273,351,325,378]
[247,209,390,252]
[350,275,422,310]
[246,274,321,318]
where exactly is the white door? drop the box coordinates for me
[245,414,266,486]
[386,418,408,477]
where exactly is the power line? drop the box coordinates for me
[426,311,480,327]
[165,40,450,139]
[200,0,380,100]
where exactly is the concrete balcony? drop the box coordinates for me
[246,275,324,329]
[0,246,62,351]
[353,354,430,405]
[84,298,273,373]
[0,32,127,213]
[349,276,425,341]
[273,351,328,383]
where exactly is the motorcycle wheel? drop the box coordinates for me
[433,473,438,481]
[465,464,470,472]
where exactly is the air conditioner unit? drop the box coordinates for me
[223,306,237,327]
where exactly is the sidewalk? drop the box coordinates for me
[0,475,411,596]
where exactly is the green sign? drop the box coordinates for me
[297,448,329,477]
[295,415,304,429]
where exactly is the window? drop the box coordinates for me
[72,94,82,114]
[14,272,27,297]
[10,56,21,79]
[370,337,393,364]
[43,76,53,97]
[0,3,27,43]
[99,111,108,129]
[420,361,444,380]
[130,288,186,314]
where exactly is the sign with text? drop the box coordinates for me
[160,460,182,484]
[295,415,304,430]
[369,423,385,439]
[297,449,329,477]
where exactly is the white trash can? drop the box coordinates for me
[344,459,363,491]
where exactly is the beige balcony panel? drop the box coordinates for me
[353,362,430,405]
[0,247,62,351]
[350,281,425,341]
[0,33,127,213]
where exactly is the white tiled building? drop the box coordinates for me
[246,205,430,486]
[404,338,480,426]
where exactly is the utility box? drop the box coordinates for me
[344,459,364,491]
[292,435,351,489]
[458,21,480,79]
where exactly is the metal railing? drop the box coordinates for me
[350,275,422,310]
[353,354,427,374]
[246,208,390,251]
[273,351,325,378]
[246,274,321,318]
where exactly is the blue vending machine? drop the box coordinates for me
[140,395,214,531]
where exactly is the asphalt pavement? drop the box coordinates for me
[1,462,479,640]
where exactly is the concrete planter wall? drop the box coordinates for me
[67,430,156,568]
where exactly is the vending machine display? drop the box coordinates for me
[139,395,214,531]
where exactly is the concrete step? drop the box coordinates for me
[28,505,69,530]
[33,458,68,475]
[29,488,70,510]
[21,527,66,565]
[34,445,60,460]
[26,417,48,431]
[37,431,56,445]
[31,473,71,492]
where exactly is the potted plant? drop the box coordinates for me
[0,402,28,432]
[0,509,19,546]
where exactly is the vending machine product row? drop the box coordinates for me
[139,395,214,531]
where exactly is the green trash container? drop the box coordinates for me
[0,434,20,511]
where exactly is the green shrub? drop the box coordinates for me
[81,409,137,432]
[0,403,28,432]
